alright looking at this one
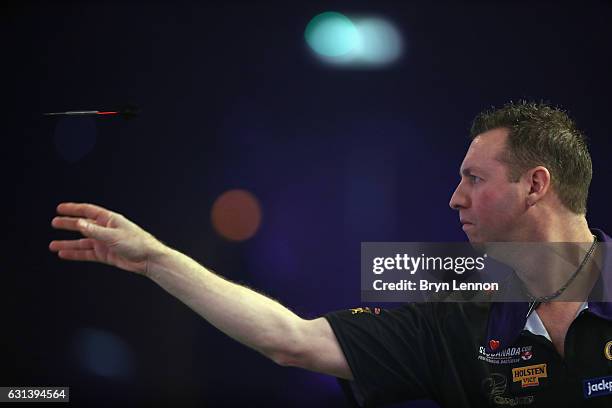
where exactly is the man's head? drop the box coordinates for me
[449,101,592,242]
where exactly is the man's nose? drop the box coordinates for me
[449,182,469,210]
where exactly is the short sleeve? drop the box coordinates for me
[324,304,441,407]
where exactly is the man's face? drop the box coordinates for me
[449,128,528,243]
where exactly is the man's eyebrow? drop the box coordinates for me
[460,166,487,177]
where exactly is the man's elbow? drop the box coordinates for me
[265,318,353,380]
[269,349,304,367]
[268,344,354,381]
[265,319,312,368]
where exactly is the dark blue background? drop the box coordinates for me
[4,1,611,406]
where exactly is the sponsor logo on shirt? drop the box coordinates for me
[604,341,612,361]
[349,307,381,315]
[478,345,533,365]
[481,373,534,406]
[493,396,535,406]
[584,376,612,399]
[512,364,547,388]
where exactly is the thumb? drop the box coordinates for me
[77,219,117,242]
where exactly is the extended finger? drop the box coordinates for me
[57,249,99,262]
[51,216,83,231]
[76,219,118,242]
[52,215,113,231]
[49,238,95,252]
[57,202,111,221]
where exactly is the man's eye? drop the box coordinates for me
[470,175,482,183]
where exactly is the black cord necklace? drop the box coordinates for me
[525,234,598,318]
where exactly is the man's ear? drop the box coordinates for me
[525,166,551,206]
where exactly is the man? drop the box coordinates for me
[50,101,612,407]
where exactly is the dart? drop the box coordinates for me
[43,104,139,119]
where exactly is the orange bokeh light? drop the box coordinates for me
[211,189,262,242]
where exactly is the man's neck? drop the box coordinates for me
[497,214,598,300]
[525,207,591,243]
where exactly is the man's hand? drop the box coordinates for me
[49,202,166,276]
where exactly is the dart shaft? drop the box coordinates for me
[43,111,119,116]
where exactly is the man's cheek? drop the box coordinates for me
[482,188,512,210]
[474,190,498,215]
[474,191,512,227]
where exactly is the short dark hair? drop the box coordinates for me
[470,101,592,214]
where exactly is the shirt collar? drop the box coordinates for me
[524,302,588,340]
[484,228,612,353]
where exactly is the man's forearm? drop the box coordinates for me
[145,246,303,364]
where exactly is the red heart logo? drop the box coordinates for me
[489,340,500,351]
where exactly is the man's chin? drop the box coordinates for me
[465,232,490,252]
[464,229,481,243]
[469,240,488,255]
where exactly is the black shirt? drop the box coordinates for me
[325,229,612,407]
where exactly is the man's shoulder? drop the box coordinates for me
[407,301,492,316]
[384,302,492,333]
[327,302,494,335]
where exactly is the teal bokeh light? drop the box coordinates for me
[304,12,358,57]
[354,18,403,64]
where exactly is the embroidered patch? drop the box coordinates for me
[349,307,371,315]
[492,395,534,406]
[584,376,612,399]
[481,373,534,406]
[512,364,547,388]
[478,345,533,365]
[604,341,612,361]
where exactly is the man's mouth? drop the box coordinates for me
[460,220,474,230]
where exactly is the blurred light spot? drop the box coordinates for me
[54,117,97,162]
[305,12,359,57]
[211,189,262,242]
[74,328,134,380]
[306,14,404,68]
[353,18,403,64]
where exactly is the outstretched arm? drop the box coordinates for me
[49,202,352,379]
